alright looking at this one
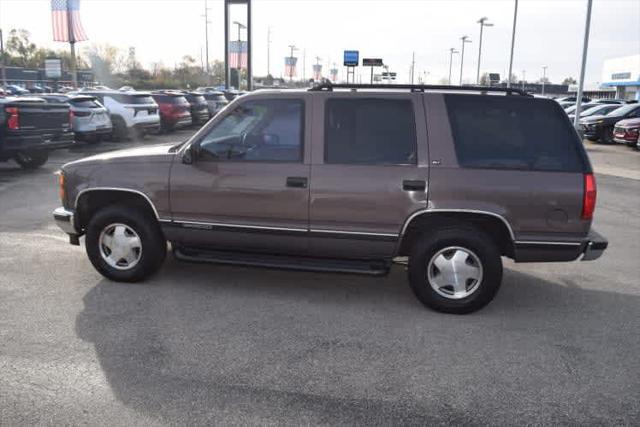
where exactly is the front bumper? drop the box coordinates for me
[53,207,81,245]
[580,229,608,261]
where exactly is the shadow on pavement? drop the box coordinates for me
[75,257,640,424]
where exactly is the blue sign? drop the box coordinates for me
[343,50,359,67]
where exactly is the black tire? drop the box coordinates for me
[13,150,49,169]
[586,136,598,142]
[600,127,614,144]
[85,205,166,282]
[408,226,503,314]
[111,116,129,141]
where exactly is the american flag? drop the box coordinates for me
[285,56,297,78]
[51,0,88,42]
[313,64,322,81]
[229,41,248,69]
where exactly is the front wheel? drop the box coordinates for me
[408,227,503,314]
[600,127,614,144]
[85,205,166,282]
[14,150,49,169]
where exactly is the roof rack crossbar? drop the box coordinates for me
[308,83,531,96]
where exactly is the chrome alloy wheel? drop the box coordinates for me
[98,223,142,270]
[427,246,483,299]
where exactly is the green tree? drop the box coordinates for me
[562,77,577,85]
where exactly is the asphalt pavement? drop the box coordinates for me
[1,131,639,424]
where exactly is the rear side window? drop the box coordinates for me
[325,98,417,165]
[70,98,101,108]
[444,95,586,172]
[107,94,155,104]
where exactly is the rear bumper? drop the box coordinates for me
[1,131,74,153]
[580,229,608,261]
[133,121,160,133]
[513,229,608,262]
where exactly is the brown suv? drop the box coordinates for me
[53,84,607,313]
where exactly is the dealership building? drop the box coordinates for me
[600,54,640,101]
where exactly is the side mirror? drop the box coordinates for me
[182,143,198,164]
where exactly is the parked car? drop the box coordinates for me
[181,92,209,125]
[590,99,625,105]
[200,91,228,117]
[4,85,30,96]
[1,96,74,169]
[223,90,240,101]
[580,103,640,143]
[568,103,620,122]
[613,118,640,147]
[556,96,591,103]
[150,92,192,132]
[559,101,575,110]
[53,83,607,314]
[80,90,160,140]
[38,94,113,142]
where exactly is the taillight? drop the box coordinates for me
[582,173,596,220]
[5,107,19,129]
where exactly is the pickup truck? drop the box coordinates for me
[0,97,75,169]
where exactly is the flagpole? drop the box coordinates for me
[67,1,77,88]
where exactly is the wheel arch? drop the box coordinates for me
[397,209,515,258]
[75,188,160,231]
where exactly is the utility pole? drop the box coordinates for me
[410,51,415,84]
[0,29,6,87]
[302,49,306,81]
[476,17,493,85]
[448,48,459,85]
[288,44,297,82]
[267,26,271,76]
[203,0,210,77]
[459,35,471,86]
[66,2,77,88]
[574,0,593,130]
[541,65,548,95]
[507,0,518,88]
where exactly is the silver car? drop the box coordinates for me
[199,91,228,118]
[38,94,113,142]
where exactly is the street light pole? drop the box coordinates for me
[521,69,526,90]
[203,0,210,76]
[476,17,493,85]
[574,0,593,130]
[542,65,548,96]
[448,48,459,85]
[459,36,471,86]
[233,21,246,89]
[267,26,271,76]
[507,0,518,88]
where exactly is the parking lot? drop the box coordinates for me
[1,131,639,424]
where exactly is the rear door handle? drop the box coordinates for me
[402,180,426,192]
[286,176,308,188]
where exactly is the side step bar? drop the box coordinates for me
[173,246,391,276]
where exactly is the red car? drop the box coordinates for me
[613,117,640,148]
[150,92,192,132]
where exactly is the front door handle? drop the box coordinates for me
[402,180,426,192]
[286,176,308,188]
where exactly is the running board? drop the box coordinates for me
[173,246,391,276]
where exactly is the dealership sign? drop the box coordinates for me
[44,59,62,79]
[343,50,359,67]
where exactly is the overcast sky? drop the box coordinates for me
[0,0,638,85]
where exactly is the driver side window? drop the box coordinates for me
[198,99,304,162]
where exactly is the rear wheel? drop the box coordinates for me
[14,150,49,169]
[408,226,503,314]
[85,205,166,282]
[111,116,129,141]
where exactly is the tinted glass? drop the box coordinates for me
[70,98,101,108]
[607,104,640,117]
[107,94,155,104]
[445,94,585,172]
[199,99,303,162]
[324,98,417,165]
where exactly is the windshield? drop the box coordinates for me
[565,105,577,114]
[607,104,639,117]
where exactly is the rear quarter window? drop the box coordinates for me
[444,94,588,172]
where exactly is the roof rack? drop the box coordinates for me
[308,83,531,97]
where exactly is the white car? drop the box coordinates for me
[82,91,160,140]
